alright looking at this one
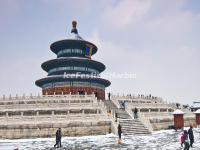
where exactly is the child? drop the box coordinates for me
[180,133,184,147]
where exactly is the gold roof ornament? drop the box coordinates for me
[72,20,77,29]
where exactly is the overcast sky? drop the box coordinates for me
[0,0,200,105]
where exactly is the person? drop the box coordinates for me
[134,107,138,119]
[188,125,194,147]
[108,92,111,100]
[54,129,59,148]
[124,101,126,110]
[58,128,62,148]
[121,101,125,110]
[115,112,118,122]
[183,130,190,150]
[180,133,184,147]
[118,124,122,140]
[54,128,62,148]
[176,103,179,109]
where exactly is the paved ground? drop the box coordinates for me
[0,128,200,150]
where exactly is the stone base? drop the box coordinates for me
[0,121,111,139]
[150,117,196,131]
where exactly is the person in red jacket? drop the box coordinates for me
[180,133,184,147]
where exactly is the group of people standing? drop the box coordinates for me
[180,126,194,150]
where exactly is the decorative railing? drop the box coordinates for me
[0,93,97,101]
[0,94,98,106]
[0,114,111,123]
[129,103,174,109]
[112,94,163,101]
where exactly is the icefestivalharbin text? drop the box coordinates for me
[63,72,136,79]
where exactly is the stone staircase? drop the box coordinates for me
[116,109,150,135]
[104,100,151,135]
[119,119,151,135]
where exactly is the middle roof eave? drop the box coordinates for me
[41,57,106,72]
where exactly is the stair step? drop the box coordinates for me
[124,132,150,135]
[120,123,143,126]
[121,126,148,129]
[120,119,140,121]
[122,130,149,133]
[122,129,149,132]
[120,123,145,126]
[120,121,144,125]
[123,129,150,132]
[121,126,149,130]
[123,130,150,133]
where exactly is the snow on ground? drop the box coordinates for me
[0,128,200,150]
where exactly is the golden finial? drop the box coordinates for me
[72,20,77,29]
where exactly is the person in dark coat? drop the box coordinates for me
[58,128,62,148]
[108,92,111,100]
[183,130,190,150]
[134,107,138,119]
[188,125,194,147]
[118,124,122,140]
[54,129,59,148]
[54,128,62,148]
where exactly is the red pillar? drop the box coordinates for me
[173,109,184,130]
[194,109,200,126]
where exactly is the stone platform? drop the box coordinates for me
[0,94,112,139]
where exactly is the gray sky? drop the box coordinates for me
[0,0,200,105]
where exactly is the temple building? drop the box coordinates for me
[35,21,111,99]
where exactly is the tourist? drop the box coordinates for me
[118,124,122,140]
[108,92,111,100]
[123,101,126,110]
[54,128,62,148]
[180,133,184,147]
[54,129,59,148]
[58,128,62,148]
[183,130,190,150]
[115,112,118,122]
[188,125,194,147]
[176,103,179,109]
[122,101,125,110]
[134,107,138,119]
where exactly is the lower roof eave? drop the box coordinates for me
[35,76,111,88]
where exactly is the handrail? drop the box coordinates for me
[138,113,153,132]
[111,98,121,109]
